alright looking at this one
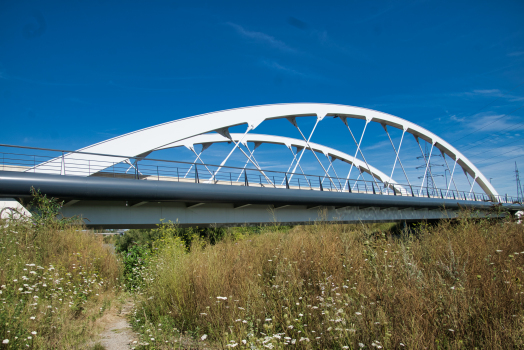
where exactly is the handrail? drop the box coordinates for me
[0,143,518,204]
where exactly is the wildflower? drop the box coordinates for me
[400,343,405,347]
[151,338,155,341]
[30,316,35,320]
[217,296,227,300]
[288,325,294,329]
[496,250,503,253]
[343,347,349,349]
[448,329,454,332]
[2,340,8,344]
[359,343,365,348]
[265,318,272,322]
[31,332,36,335]
[242,340,246,344]
[355,312,362,315]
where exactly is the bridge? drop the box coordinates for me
[1,103,521,228]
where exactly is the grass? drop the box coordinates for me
[0,193,122,349]
[129,213,524,349]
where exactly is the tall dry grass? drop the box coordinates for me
[0,201,122,349]
[134,213,524,349]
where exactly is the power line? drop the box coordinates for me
[483,153,524,167]
[475,146,524,166]
[451,103,524,144]
[444,80,524,138]
[466,135,524,158]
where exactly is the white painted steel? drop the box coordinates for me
[28,103,498,196]
[156,133,405,193]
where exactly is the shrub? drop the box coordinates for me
[0,191,121,349]
[131,215,524,349]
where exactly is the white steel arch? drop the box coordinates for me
[156,133,405,193]
[30,103,498,196]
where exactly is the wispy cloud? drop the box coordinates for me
[456,88,524,102]
[459,112,524,133]
[261,60,306,77]
[310,30,369,62]
[0,73,91,87]
[508,51,524,57]
[226,22,297,53]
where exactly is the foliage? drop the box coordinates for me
[27,187,81,229]
[0,190,122,349]
[130,215,524,349]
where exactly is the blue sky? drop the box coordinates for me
[1,0,523,196]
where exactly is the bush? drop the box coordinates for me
[0,191,121,349]
[131,215,524,349]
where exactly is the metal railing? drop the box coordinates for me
[0,143,519,204]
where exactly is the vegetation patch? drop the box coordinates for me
[0,191,122,349]
[129,216,524,349]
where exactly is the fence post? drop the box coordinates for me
[319,177,323,191]
[285,174,290,189]
[347,180,351,193]
[61,152,65,175]
[298,178,301,189]
[273,176,276,188]
[245,171,249,187]
[195,164,199,183]
[410,186,414,197]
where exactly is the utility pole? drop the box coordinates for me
[416,143,444,196]
[516,162,524,202]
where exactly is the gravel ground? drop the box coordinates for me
[96,299,137,350]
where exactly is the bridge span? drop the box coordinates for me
[1,103,522,227]
[0,171,518,228]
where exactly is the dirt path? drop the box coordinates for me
[96,299,137,350]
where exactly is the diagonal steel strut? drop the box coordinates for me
[284,146,311,188]
[415,137,437,196]
[383,125,412,193]
[441,151,459,197]
[340,118,381,193]
[287,117,339,191]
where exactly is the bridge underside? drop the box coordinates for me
[61,201,465,229]
[0,171,515,229]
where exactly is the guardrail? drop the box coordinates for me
[0,143,518,204]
